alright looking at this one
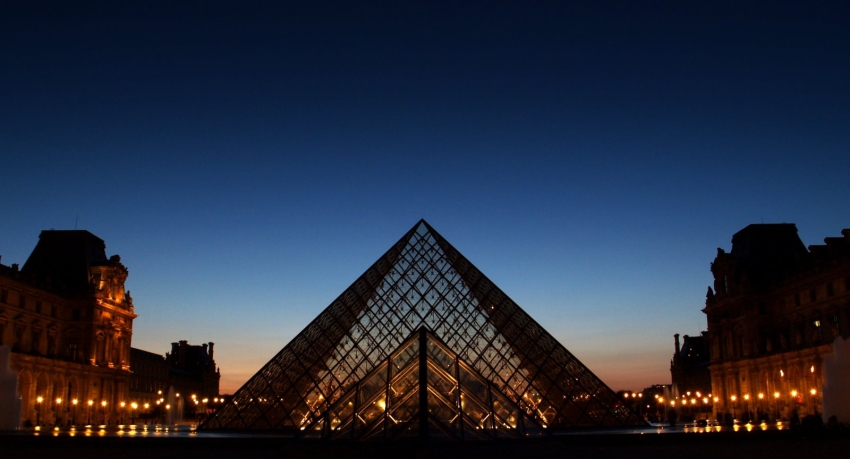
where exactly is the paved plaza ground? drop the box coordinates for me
[3,430,849,459]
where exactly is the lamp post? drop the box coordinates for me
[143,403,150,424]
[87,400,93,425]
[773,392,780,420]
[101,400,107,425]
[55,398,62,426]
[743,394,751,422]
[810,389,818,415]
[72,399,78,426]
[730,395,737,420]
[758,393,764,421]
[36,396,43,426]
[120,402,126,424]
[130,402,137,425]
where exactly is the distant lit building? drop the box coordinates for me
[129,340,220,421]
[704,224,850,420]
[670,332,711,398]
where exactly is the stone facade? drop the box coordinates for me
[704,224,850,420]
[0,230,136,426]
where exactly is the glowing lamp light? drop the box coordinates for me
[810,389,817,396]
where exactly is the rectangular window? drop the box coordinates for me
[31,329,41,354]
[68,340,78,361]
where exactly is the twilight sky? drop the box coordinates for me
[2,2,848,393]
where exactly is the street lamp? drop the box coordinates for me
[120,402,126,424]
[744,394,751,421]
[55,398,62,426]
[72,399,78,425]
[130,402,138,424]
[87,400,93,425]
[36,396,43,426]
[774,392,781,420]
[810,389,818,414]
[101,400,107,425]
[730,395,737,419]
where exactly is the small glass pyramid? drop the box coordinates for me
[201,220,645,437]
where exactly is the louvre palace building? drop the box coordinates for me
[705,224,850,420]
[0,230,219,426]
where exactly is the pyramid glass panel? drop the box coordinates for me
[201,220,645,436]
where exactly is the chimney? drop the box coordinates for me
[674,334,681,355]
[208,342,215,361]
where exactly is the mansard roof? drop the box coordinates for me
[20,230,113,296]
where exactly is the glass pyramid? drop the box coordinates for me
[201,220,645,436]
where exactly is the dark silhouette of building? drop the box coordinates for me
[704,224,850,420]
[129,340,220,421]
[670,332,711,399]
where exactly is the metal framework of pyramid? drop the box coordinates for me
[202,220,644,438]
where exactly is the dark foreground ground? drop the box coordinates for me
[3,430,849,459]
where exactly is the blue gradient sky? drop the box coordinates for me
[2,2,848,393]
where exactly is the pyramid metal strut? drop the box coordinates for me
[202,220,645,437]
